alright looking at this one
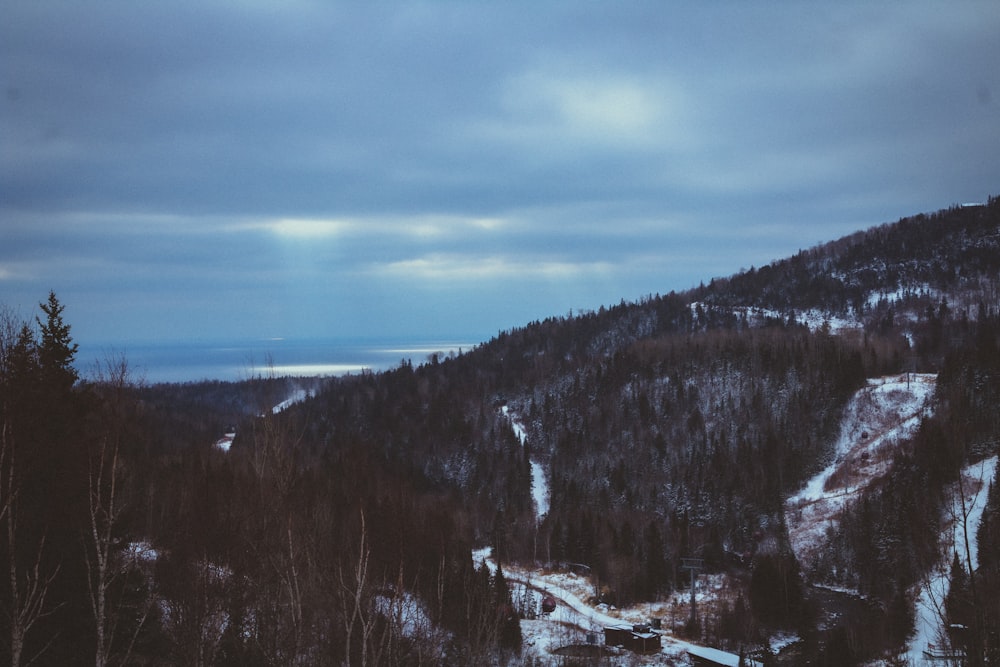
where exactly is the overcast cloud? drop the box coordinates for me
[2,2,999,350]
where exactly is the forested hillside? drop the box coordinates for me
[2,197,999,665]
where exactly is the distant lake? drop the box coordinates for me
[77,337,483,384]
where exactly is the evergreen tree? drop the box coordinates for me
[977,478,999,574]
[36,291,79,394]
[493,564,522,654]
[944,551,973,652]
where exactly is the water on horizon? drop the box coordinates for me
[77,337,483,384]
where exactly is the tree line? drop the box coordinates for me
[3,198,999,665]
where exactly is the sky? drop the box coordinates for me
[3,1,999,352]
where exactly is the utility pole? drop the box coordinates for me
[681,557,704,627]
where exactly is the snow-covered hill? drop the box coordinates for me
[785,373,937,575]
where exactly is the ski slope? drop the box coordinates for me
[786,373,936,571]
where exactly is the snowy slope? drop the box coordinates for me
[501,406,550,520]
[906,455,998,665]
[785,373,936,573]
[272,387,312,413]
[783,372,1000,664]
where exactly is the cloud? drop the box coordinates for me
[371,253,615,283]
[474,69,684,150]
[262,218,352,239]
[2,2,999,348]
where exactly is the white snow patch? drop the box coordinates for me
[797,308,862,335]
[501,406,550,520]
[475,549,758,665]
[214,431,237,452]
[786,374,936,571]
[906,455,997,664]
[272,387,311,413]
[125,540,160,564]
[374,591,439,640]
[530,460,550,518]
[687,302,864,336]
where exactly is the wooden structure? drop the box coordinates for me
[922,643,966,661]
[687,645,745,666]
[681,557,704,624]
[603,624,662,655]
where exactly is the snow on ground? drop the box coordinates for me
[529,461,549,518]
[905,455,998,665]
[796,308,863,335]
[272,387,311,413]
[501,406,549,520]
[474,549,758,666]
[783,372,999,664]
[785,373,936,573]
[374,591,447,642]
[687,302,863,336]
[215,388,313,452]
[125,540,161,564]
[214,430,237,452]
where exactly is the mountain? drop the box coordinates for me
[2,197,998,665]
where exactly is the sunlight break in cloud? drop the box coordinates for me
[266,218,352,239]
[535,75,658,136]
[476,69,682,150]
[373,254,614,282]
[257,215,507,240]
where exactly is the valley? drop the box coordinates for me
[2,198,999,664]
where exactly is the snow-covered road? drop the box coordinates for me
[474,549,756,666]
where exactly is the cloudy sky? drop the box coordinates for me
[3,2,999,351]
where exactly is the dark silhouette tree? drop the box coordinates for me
[36,291,78,395]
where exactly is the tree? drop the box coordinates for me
[36,291,78,395]
[493,564,522,655]
[749,549,805,630]
[84,354,154,667]
[944,551,973,656]
[338,509,378,667]
[1,307,62,666]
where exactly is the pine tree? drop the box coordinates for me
[36,291,79,394]
[944,551,973,653]
[492,564,522,654]
[976,478,999,574]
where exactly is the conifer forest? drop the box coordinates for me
[3,199,1000,665]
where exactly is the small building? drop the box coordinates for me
[603,626,632,647]
[603,625,662,655]
[687,645,747,666]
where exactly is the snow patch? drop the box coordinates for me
[373,591,441,640]
[906,456,997,664]
[214,431,237,452]
[476,549,758,665]
[125,540,160,564]
[786,373,937,575]
[501,406,549,520]
[272,387,311,413]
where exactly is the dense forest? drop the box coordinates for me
[2,198,999,665]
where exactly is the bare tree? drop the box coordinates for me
[84,354,153,667]
[338,509,378,667]
[1,306,62,666]
[917,459,995,666]
[2,428,62,667]
[948,458,992,666]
